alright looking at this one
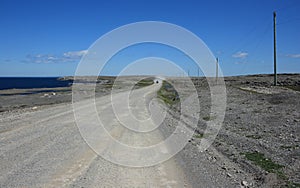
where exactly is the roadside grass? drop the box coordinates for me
[240,152,300,186]
[246,135,262,139]
[101,78,154,90]
[237,87,261,94]
[243,152,284,174]
[193,132,214,139]
[134,78,154,88]
[288,182,300,188]
[202,115,216,121]
[283,85,300,92]
[157,80,179,105]
[193,133,204,139]
[103,83,113,89]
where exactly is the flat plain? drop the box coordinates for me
[0,74,299,187]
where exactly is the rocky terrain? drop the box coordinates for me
[0,74,299,187]
[162,74,300,187]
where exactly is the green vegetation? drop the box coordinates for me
[103,83,113,88]
[246,135,262,139]
[242,152,288,182]
[193,133,204,139]
[202,115,216,121]
[283,85,300,92]
[244,152,284,173]
[242,152,300,187]
[134,78,154,88]
[157,81,180,105]
[288,182,300,188]
[237,87,261,94]
[193,132,214,139]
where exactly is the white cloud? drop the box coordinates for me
[286,54,300,58]
[63,50,88,58]
[25,50,88,63]
[26,54,57,64]
[232,51,248,59]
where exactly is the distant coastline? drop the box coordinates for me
[0,77,72,90]
[1,73,299,90]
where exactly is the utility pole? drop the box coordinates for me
[216,57,219,84]
[273,11,277,86]
[197,68,199,77]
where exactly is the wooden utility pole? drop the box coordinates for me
[216,57,219,84]
[273,11,277,86]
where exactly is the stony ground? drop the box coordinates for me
[0,74,299,187]
[184,74,300,187]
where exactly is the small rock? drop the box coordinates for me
[227,173,232,178]
[32,106,38,110]
[212,157,217,163]
[241,180,249,187]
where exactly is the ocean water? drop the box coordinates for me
[0,77,73,90]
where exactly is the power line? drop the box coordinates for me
[277,17,300,25]
[276,1,300,12]
[220,2,298,60]
[248,21,272,58]
[220,17,272,61]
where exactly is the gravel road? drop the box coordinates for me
[2,74,298,187]
[0,83,192,187]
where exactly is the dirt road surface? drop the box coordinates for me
[0,83,191,187]
[1,74,299,187]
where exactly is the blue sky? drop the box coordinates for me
[0,0,299,76]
